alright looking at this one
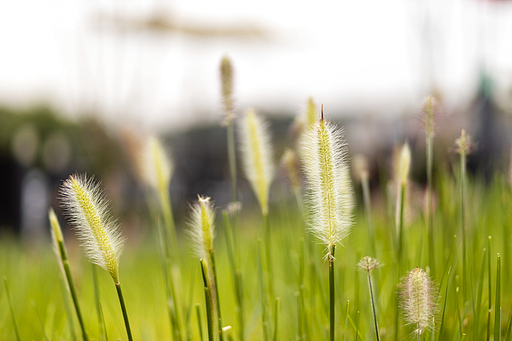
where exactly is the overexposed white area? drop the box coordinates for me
[1,0,512,132]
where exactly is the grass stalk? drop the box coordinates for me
[209,250,224,341]
[196,304,204,341]
[158,220,182,340]
[200,260,215,341]
[344,300,350,341]
[426,131,435,275]
[227,120,238,203]
[329,246,336,341]
[4,277,21,341]
[361,174,377,257]
[115,283,133,341]
[223,211,244,340]
[366,269,380,341]
[92,265,108,341]
[49,210,88,341]
[32,300,50,341]
[397,183,406,269]
[258,238,269,341]
[263,212,274,299]
[488,236,493,341]
[273,297,280,341]
[495,254,501,341]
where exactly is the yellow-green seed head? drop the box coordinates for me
[400,267,436,336]
[301,119,353,259]
[423,95,438,138]
[220,55,235,125]
[60,175,125,284]
[49,208,63,246]
[188,195,216,260]
[353,154,369,183]
[239,109,275,215]
[305,97,318,131]
[280,148,301,192]
[398,143,411,185]
[455,129,474,156]
[142,135,174,193]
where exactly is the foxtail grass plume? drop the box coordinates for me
[60,175,125,284]
[49,208,64,251]
[301,112,353,259]
[400,267,436,336]
[353,154,369,184]
[239,109,275,215]
[423,95,438,139]
[455,129,474,156]
[280,148,301,193]
[305,97,318,131]
[188,195,216,260]
[220,55,235,126]
[358,256,382,272]
[142,135,173,193]
[398,143,411,186]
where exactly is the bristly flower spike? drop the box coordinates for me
[400,267,436,336]
[301,105,354,259]
[142,135,174,193]
[60,174,125,284]
[398,143,411,186]
[239,109,275,216]
[220,55,235,126]
[188,195,216,261]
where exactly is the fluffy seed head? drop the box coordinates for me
[142,135,174,193]
[423,95,438,138]
[301,118,353,259]
[188,195,216,260]
[60,174,125,284]
[353,154,369,183]
[455,129,474,156]
[398,143,411,185]
[305,97,318,131]
[220,55,235,125]
[239,109,275,215]
[280,148,301,192]
[358,256,382,272]
[400,267,436,336]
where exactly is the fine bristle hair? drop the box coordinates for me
[188,195,216,260]
[60,174,125,284]
[239,109,275,215]
[400,267,436,336]
[301,119,354,259]
[142,135,174,191]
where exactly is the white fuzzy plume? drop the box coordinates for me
[188,195,216,260]
[239,109,275,215]
[60,174,125,283]
[142,135,173,192]
[301,119,353,258]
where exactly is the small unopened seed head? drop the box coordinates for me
[358,256,382,272]
[60,175,125,284]
[400,267,436,336]
[305,97,318,131]
[455,129,474,156]
[49,208,63,246]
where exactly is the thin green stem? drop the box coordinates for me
[4,277,20,341]
[273,297,280,341]
[32,300,50,341]
[196,304,204,341]
[201,260,214,341]
[92,265,108,341]
[209,250,224,341]
[115,283,133,341]
[263,212,274,299]
[158,220,182,340]
[57,240,89,341]
[397,183,406,269]
[426,135,435,276]
[223,211,244,340]
[460,150,467,305]
[227,120,238,203]
[159,187,180,264]
[329,246,336,341]
[344,300,350,341]
[495,254,501,341]
[367,270,380,341]
[488,237,493,341]
[362,175,377,257]
[258,238,269,341]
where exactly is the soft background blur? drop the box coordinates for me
[2,0,512,239]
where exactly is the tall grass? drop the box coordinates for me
[2,84,512,341]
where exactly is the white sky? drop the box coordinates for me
[1,0,512,132]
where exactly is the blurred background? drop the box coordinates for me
[2,0,512,240]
